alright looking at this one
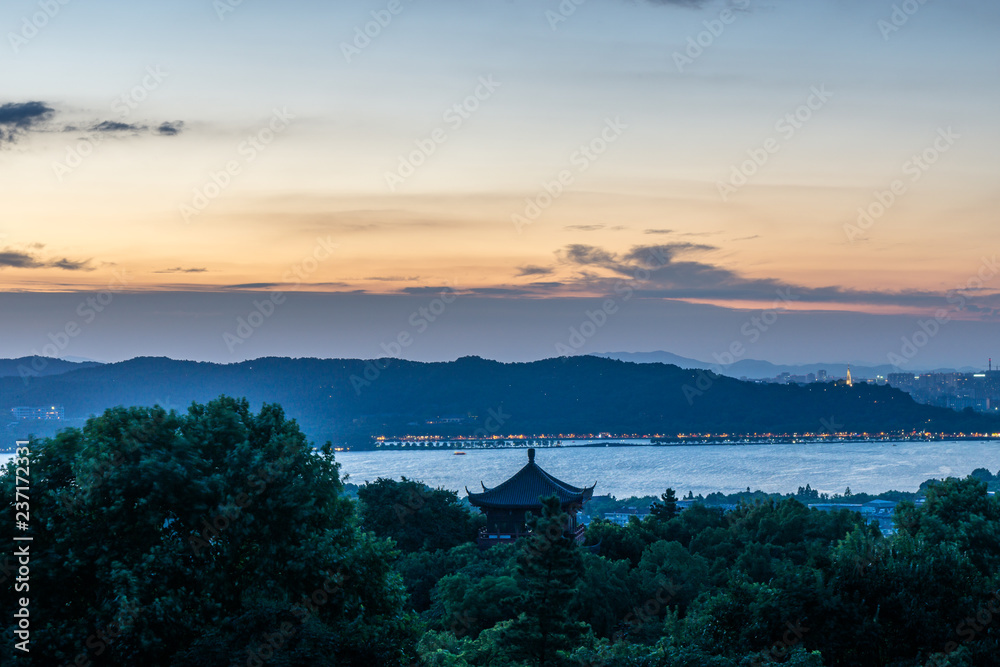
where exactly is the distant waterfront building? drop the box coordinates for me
[886,367,1000,413]
[810,499,899,535]
[467,448,596,548]
[603,507,649,526]
[11,406,64,421]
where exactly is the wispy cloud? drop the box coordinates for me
[156,121,184,136]
[516,265,554,277]
[0,248,93,271]
[0,102,54,144]
[154,267,208,274]
[554,242,1000,312]
[564,224,626,232]
[91,121,148,134]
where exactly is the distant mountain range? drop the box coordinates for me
[0,357,102,379]
[1,352,978,383]
[595,351,980,380]
[2,355,997,447]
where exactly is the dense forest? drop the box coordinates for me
[4,355,998,446]
[3,398,999,665]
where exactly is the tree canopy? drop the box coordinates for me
[5,396,1000,665]
[1,397,414,666]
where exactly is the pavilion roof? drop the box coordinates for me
[466,448,595,509]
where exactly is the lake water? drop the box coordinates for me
[335,441,1000,498]
[4,441,998,498]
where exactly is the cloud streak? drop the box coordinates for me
[0,248,93,271]
[516,265,554,277]
[154,267,208,274]
[553,243,1000,313]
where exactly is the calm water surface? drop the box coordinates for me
[3,441,997,497]
[335,441,1000,498]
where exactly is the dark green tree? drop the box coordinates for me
[0,397,415,666]
[357,477,481,553]
[504,495,589,666]
[650,487,679,521]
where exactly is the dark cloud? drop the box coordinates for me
[0,248,92,271]
[516,265,554,277]
[157,121,184,136]
[91,121,148,133]
[621,242,714,265]
[48,258,94,271]
[154,267,208,274]
[0,251,41,269]
[644,228,674,235]
[555,242,999,310]
[559,244,619,267]
[0,101,183,147]
[0,101,55,143]
[364,275,420,281]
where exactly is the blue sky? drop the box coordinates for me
[1,0,998,366]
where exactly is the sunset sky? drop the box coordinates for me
[2,0,998,366]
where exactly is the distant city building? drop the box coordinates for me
[817,370,828,381]
[11,406,64,421]
[886,367,1000,413]
[810,499,901,535]
[603,508,649,526]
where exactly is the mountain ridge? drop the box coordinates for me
[3,355,997,447]
[594,351,980,379]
